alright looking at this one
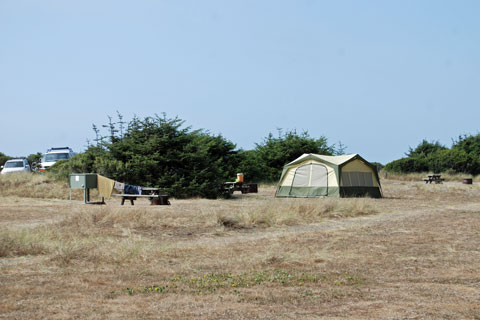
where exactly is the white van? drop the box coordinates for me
[1,159,31,175]
[40,147,76,172]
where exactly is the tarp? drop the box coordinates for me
[97,175,115,198]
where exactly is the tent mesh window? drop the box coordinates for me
[291,164,310,187]
[310,164,328,186]
[342,172,373,187]
[291,164,328,187]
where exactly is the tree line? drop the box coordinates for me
[384,135,480,175]
[43,113,341,198]
[4,112,478,198]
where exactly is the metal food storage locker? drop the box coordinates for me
[69,173,104,204]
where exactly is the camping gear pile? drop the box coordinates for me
[69,174,169,205]
[222,173,258,197]
[97,175,143,198]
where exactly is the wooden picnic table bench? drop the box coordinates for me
[423,174,445,184]
[222,182,258,197]
[112,187,170,205]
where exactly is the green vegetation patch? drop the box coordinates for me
[126,269,364,295]
[385,136,480,175]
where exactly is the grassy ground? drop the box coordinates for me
[1,174,479,319]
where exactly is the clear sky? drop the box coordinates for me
[1,1,479,164]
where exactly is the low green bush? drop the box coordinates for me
[385,136,480,175]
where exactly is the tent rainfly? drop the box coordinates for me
[275,153,382,198]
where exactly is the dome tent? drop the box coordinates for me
[275,153,382,198]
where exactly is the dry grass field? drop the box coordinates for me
[1,173,480,319]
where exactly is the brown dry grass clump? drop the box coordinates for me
[216,198,377,229]
[0,229,47,257]
[0,173,86,200]
[1,176,480,319]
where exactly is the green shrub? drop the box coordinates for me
[452,134,480,155]
[385,134,480,175]
[0,152,10,167]
[406,139,447,158]
[384,157,429,173]
[426,149,480,175]
[50,115,238,199]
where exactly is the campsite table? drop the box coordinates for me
[222,182,258,196]
[424,174,444,184]
[112,187,170,205]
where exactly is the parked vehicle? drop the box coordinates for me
[1,158,31,175]
[39,147,76,172]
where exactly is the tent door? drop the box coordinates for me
[289,163,328,197]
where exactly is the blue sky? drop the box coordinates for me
[1,1,479,164]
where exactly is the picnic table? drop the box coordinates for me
[112,187,170,205]
[423,174,445,184]
[222,182,258,197]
